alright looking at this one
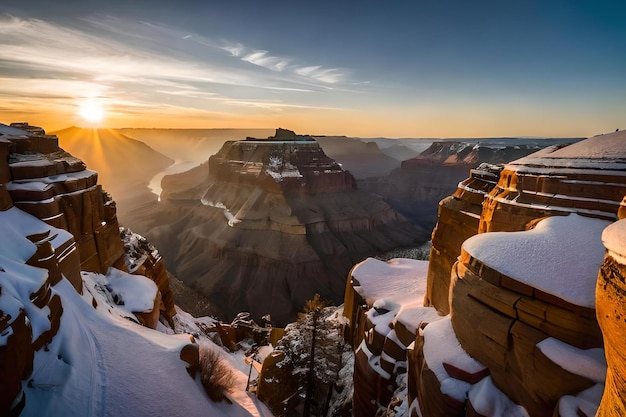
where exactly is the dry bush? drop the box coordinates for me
[199,344,237,402]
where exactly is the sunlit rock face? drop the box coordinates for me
[415,131,626,417]
[427,131,626,315]
[596,213,626,417]
[146,131,425,326]
[358,140,563,233]
[0,123,176,415]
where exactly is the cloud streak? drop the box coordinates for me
[0,13,360,126]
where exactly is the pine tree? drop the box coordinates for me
[276,294,344,416]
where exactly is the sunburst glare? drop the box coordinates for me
[79,100,105,125]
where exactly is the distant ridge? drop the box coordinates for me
[52,126,174,194]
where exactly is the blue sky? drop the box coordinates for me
[1,0,625,137]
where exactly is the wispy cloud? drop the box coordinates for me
[294,66,345,84]
[241,50,290,72]
[0,13,361,127]
[221,41,245,57]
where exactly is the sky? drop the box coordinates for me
[0,0,625,138]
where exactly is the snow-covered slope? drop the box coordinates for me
[16,246,273,417]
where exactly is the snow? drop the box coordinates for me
[0,206,73,263]
[462,214,609,308]
[265,156,303,181]
[351,257,429,308]
[541,130,626,160]
[602,218,626,265]
[356,340,390,379]
[557,384,604,417]
[537,337,606,383]
[0,258,50,344]
[19,274,274,417]
[394,304,441,335]
[201,198,241,226]
[103,268,158,313]
[509,131,626,171]
[422,316,485,402]
[468,377,530,417]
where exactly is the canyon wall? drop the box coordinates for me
[140,132,425,326]
[419,131,626,416]
[358,141,564,233]
[0,123,177,416]
[343,131,626,416]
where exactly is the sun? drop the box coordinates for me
[79,100,105,125]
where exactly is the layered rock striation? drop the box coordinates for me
[414,131,626,416]
[143,130,425,326]
[0,123,178,415]
[596,206,626,417]
[358,140,574,233]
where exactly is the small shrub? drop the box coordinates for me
[199,345,237,402]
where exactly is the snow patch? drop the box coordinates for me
[422,316,483,401]
[468,377,530,417]
[537,337,606,383]
[463,214,609,308]
[602,218,626,265]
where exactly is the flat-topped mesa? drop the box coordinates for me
[208,130,355,195]
[152,129,424,326]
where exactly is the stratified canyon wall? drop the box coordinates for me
[143,130,425,326]
[419,131,626,416]
[358,140,573,233]
[343,131,626,417]
[0,123,177,416]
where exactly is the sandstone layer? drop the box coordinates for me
[596,210,626,417]
[358,140,565,233]
[416,131,626,416]
[138,132,425,326]
[0,123,178,415]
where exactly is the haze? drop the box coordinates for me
[1,0,625,138]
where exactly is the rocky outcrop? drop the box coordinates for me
[426,163,502,313]
[358,140,572,233]
[413,131,626,417]
[596,208,626,417]
[427,133,626,315]
[52,126,173,196]
[141,131,425,326]
[342,258,440,416]
[0,122,179,415]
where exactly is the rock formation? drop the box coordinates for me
[416,131,626,416]
[358,139,580,233]
[341,131,626,417]
[0,122,179,415]
[596,203,626,417]
[138,130,425,326]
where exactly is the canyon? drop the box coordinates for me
[343,130,626,417]
[0,122,199,416]
[128,129,425,326]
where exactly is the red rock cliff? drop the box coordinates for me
[0,122,177,416]
[415,131,626,416]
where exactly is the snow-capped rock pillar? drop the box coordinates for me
[597,219,626,417]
